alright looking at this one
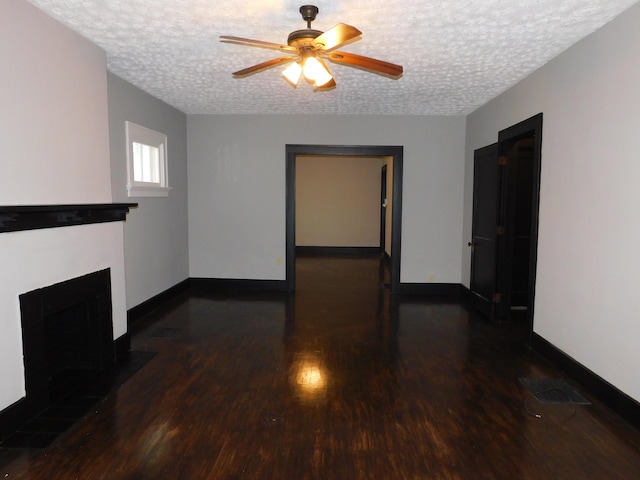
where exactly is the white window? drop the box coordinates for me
[126,121,171,197]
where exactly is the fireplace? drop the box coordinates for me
[19,269,114,416]
[0,203,135,442]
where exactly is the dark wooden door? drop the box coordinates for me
[469,143,500,318]
[470,114,542,328]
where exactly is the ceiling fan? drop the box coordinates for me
[220,5,403,90]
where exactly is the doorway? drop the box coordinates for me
[286,145,403,293]
[469,113,542,332]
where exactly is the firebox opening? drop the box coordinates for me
[46,302,92,377]
[19,269,115,414]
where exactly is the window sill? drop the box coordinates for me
[127,185,172,198]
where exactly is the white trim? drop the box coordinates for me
[127,185,172,197]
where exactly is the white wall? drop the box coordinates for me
[296,156,383,247]
[108,73,189,308]
[463,2,640,401]
[188,115,466,283]
[0,0,112,205]
[0,225,126,411]
[0,0,127,411]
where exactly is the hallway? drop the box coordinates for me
[2,254,640,479]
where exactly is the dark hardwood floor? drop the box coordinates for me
[2,254,640,479]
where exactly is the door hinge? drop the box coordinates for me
[496,225,505,235]
[498,156,508,165]
[492,293,502,303]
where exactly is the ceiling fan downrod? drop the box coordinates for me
[288,5,323,45]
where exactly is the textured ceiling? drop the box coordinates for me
[26,0,639,115]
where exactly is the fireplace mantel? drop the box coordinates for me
[0,203,137,233]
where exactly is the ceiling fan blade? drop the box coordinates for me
[311,24,362,52]
[220,35,297,53]
[325,51,403,78]
[232,56,298,78]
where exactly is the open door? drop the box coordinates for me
[469,114,542,329]
[469,143,500,318]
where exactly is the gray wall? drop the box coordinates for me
[464,2,640,402]
[108,73,189,308]
[187,115,466,283]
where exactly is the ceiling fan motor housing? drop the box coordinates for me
[288,29,322,46]
[289,5,322,46]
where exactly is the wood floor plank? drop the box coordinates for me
[1,255,640,478]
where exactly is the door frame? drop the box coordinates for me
[495,113,543,333]
[286,145,403,293]
[380,164,388,254]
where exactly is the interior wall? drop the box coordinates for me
[296,155,383,247]
[463,2,640,402]
[187,115,466,283]
[0,0,126,412]
[0,0,112,204]
[107,73,189,308]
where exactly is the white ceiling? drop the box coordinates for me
[26,0,639,115]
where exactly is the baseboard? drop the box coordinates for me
[459,284,472,303]
[189,278,289,293]
[128,278,288,320]
[131,276,465,300]
[0,397,30,440]
[459,284,495,318]
[531,333,640,431]
[127,279,190,325]
[296,246,382,257]
[114,333,131,361]
[395,282,463,297]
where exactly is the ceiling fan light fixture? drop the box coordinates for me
[313,58,334,88]
[222,5,403,89]
[302,56,333,87]
[282,61,303,87]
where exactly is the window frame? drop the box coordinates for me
[125,121,171,197]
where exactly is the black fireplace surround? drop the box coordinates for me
[19,269,114,418]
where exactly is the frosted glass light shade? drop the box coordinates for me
[282,62,302,87]
[303,57,333,87]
